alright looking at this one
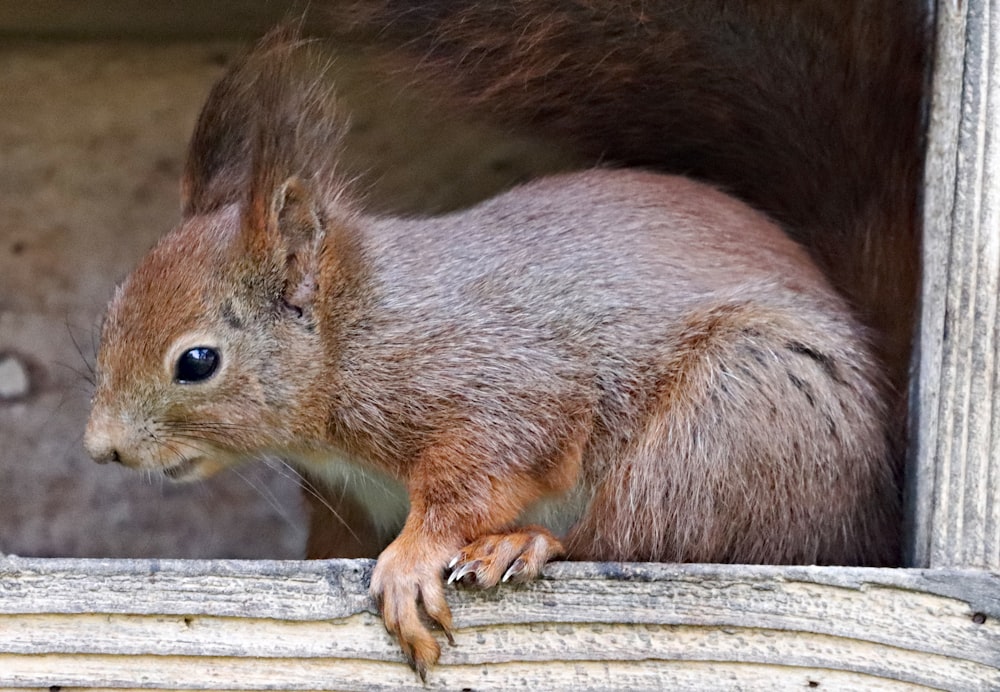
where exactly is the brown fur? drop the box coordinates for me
[84,11,916,676]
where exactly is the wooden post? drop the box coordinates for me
[909,0,1000,569]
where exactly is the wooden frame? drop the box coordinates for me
[910,0,1000,570]
[1,0,998,688]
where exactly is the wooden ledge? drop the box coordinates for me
[0,557,996,690]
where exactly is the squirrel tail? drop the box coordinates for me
[333,1,927,394]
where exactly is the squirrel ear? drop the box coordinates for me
[270,177,324,315]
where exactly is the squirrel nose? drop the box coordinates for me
[84,414,127,466]
[85,432,124,465]
[92,447,123,465]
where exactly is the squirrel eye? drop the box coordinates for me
[174,347,220,384]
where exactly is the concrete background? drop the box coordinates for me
[0,17,571,558]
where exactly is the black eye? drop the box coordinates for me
[174,347,220,383]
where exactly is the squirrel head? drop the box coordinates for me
[84,178,337,480]
[85,28,355,480]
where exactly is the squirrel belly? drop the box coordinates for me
[293,444,589,552]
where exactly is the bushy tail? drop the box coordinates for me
[334,0,927,392]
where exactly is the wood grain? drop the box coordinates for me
[0,557,996,690]
[910,0,1000,569]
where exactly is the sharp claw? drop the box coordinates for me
[448,561,474,584]
[447,554,461,569]
[403,645,416,671]
[502,557,526,583]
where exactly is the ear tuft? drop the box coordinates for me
[180,24,315,217]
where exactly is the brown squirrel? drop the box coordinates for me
[84,0,924,677]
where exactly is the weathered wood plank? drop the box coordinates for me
[0,558,996,689]
[0,615,995,688]
[0,655,953,691]
[911,0,1000,569]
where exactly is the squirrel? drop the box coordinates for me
[83,0,923,677]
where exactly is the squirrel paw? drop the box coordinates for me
[447,526,564,588]
[370,538,456,680]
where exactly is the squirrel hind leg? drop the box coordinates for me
[447,526,564,588]
[566,301,899,567]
